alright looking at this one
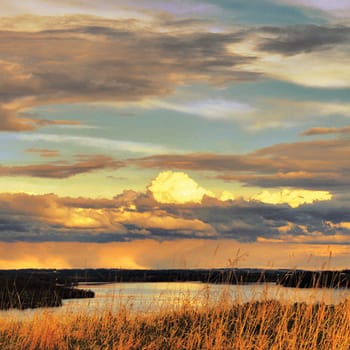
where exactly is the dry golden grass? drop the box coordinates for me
[0,296,349,350]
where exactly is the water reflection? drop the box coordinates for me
[1,282,349,320]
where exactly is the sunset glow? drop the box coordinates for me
[1,0,350,270]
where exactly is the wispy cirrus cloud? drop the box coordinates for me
[144,98,255,120]
[17,133,184,155]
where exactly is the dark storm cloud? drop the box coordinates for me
[257,25,350,55]
[0,190,347,243]
[159,197,350,241]
[0,218,28,233]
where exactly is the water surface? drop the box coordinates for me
[1,282,349,320]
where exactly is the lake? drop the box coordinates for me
[1,282,349,320]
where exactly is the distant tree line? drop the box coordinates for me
[47,268,349,288]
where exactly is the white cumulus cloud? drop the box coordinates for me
[149,171,214,204]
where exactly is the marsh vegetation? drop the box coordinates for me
[0,297,349,349]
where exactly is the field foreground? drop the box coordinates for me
[0,299,349,350]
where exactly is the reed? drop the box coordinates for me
[0,290,349,350]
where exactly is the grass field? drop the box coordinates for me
[0,296,349,350]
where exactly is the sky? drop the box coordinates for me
[1,0,350,270]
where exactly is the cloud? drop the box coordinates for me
[0,176,346,245]
[301,126,350,136]
[113,209,216,238]
[228,26,350,87]
[0,16,258,131]
[0,193,126,237]
[217,173,350,193]
[0,105,33,131]
[133,138,350,190]
[251,189,332,208]
[147,171,330,208]
[0,155,124,178]
[2,13,350,128]
[246,49,350,88]
[257,25,350,55]
[0,1,218,22]
[326,221,350,231]
[244,100,350,131]
[147,98,255,120]
[220,191,236,201]
[257,234,350,245]
[0,107,81,131]
[0,191,216,241]
[149,171,214,204]
[25,148,60,158]
[17,133,184,155]
[133,152,276,173]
